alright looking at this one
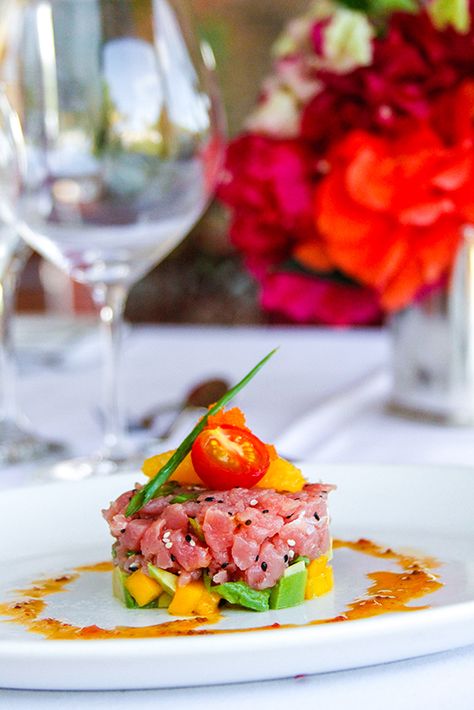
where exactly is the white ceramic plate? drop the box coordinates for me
[1,464,473,691]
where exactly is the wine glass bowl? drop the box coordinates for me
[2,0,225,477]
[14,0,223,287]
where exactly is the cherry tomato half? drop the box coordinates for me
[191,424,270,490]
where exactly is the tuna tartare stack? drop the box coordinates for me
[103,353,335,615]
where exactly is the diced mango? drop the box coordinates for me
[142,451,202,485]
[142,451,172,478]
[266,444,279,461]
[168,580,220,617]
[170,453,203,485]
[305,555,334,600]
[168,581,204,616]
[125,570,162,607]
[195,589,220,616]
[256,457,306,493]
[305,567,334,599]
[307,554,329,576]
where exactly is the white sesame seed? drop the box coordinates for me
[287,539,296,547]
[288,550,295,560]
[163,531,171,539]
[189,539,196,547]
[165,542,173,549]
[249,499,258,506]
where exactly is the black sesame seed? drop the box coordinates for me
[170,554,176,562]
[218,500,224,503]
[314,512,320,521]
[261,562,268,571]
[262,509,269,514]
[204,497,215,502]
[128,563,139,571]
[285,514,293,519]
[185,534,192,542]
[255,555,259,562]
[120,528,126,533]
[284,554,289,563]
[245,519,252,526]
[228,511,233,516]
[221,562,228,569]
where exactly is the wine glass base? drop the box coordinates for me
[0,420,66,465]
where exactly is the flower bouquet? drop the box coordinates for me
[220,0,474,326]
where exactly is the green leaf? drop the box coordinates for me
[428,0,470,33]
[337,0,419,13]
[213,581,272,612]
[372,0,419,12]
[337,0,371,10]
[126,349,278,516]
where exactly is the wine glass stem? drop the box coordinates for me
[0,254,22,423]
[93,283,128,460]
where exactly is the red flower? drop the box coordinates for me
[314,84,474,310]
[260,271,382,326]
[302,10,474,149]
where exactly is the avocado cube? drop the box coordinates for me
[148,564,178,596]
[157,592,173,608]
[269,560,308,610]
[112,566,138,608]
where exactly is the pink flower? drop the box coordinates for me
[260,271,382,326]
[219,135,316,265]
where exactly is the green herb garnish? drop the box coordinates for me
[170,491,200,504]
[126,349,277,516]
[189,517,205,542]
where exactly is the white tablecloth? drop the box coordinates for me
[1,322,473,708]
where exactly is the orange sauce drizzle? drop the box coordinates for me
[76,561,114,573]
[0,538,442,640]
[324,538,442,623]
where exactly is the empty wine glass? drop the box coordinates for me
[0,91,64,464]
[2,0,225,478]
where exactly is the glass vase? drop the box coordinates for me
[389,226,474,425]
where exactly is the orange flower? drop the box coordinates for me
[292,241,333,272]
[314,89,474,310]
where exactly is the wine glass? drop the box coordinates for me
[2,0,225,478]
[0,90,64,464]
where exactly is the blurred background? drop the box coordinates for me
[17,0,310,326]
